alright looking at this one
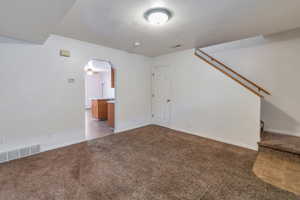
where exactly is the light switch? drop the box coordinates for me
[68,78,75,83]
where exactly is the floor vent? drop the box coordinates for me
[0,144,41,164]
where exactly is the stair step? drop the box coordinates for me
[258,132,300,155]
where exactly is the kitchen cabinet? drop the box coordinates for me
[107,101,115,128]
[91,99,109,120]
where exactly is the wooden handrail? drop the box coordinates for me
[194,51,264,98]
[196,49,271,96]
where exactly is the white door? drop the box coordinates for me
[152,66,172,127]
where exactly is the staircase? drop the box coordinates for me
[253,132,300,195]
[195,48,300,195]
[194,48,271,98]
[193,47,270,149]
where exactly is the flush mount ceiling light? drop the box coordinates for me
[144,8,172,25]
[86,68,94,76]
[84,60,111,76]
[133,41,141,47]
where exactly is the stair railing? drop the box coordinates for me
[194,48,271,98]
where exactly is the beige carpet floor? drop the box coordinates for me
[1,125,299,200]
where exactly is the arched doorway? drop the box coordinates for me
[84,59,115,140]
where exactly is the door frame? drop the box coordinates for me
[151,65,172,127]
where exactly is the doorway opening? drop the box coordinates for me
[84,59,115,140]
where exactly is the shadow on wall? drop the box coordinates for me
[0,35,37,45]
[261,99,300,135]
[204,27,300,54]
[266,27,300,43]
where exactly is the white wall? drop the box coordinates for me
[99,70,115,99]
[203,28,300,137]
[153,49,261,150]
[85,73,101,108]
[0,35,152,153]
[2,28,297,154]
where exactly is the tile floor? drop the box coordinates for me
[85,109,114,141]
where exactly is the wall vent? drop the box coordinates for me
[0,152,7,163]
[0,144,41,164]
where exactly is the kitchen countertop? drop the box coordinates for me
[90,98,114,101]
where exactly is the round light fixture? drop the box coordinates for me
[86,68,94,76]
[144,8,171,25]
[133,41,141,47]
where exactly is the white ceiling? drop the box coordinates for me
[0,0,76,43]
[1,0,300,56]
[54,0,300,57]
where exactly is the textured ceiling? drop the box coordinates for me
[2,0,300,56]
[0,0,76,43]
[54,0,300,57]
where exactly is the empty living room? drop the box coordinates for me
[1,0,300,199]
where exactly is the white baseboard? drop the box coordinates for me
[265,128,300,137]
[156,124,258,151]
[42,138,86,153]
[43,122,153,151]
[115,122,152,133]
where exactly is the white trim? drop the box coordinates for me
[41,122,153,152]
[265,128,300,136]
[42,138,86,152]
[114,122,152,133]
[158,124,258,151]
